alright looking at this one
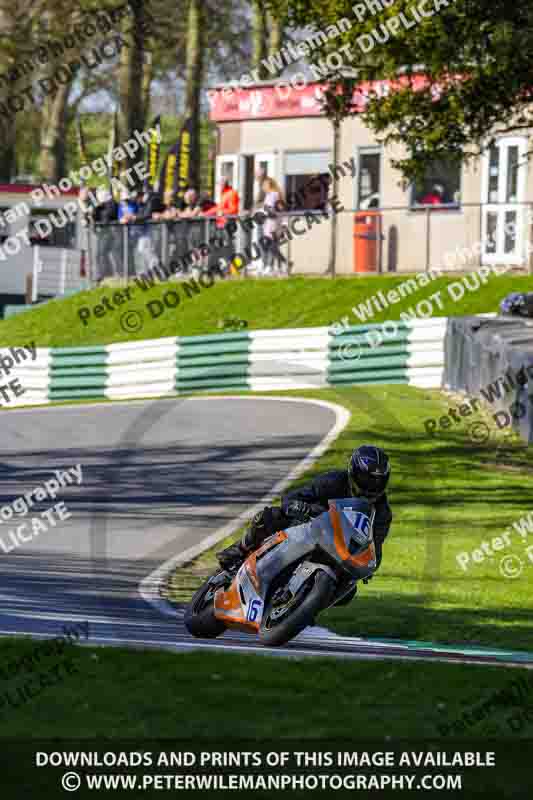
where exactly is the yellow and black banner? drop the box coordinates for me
[146,114,161,189]
[158,116,194,204]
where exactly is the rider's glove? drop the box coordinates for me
[286,500,314,522]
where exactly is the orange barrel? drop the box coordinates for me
[353,211,381,273]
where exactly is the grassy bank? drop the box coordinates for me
[2,639,531,797]
[0,273,531,346]
[0,638,529,739]
[167,384,533,653]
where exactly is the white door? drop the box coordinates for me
[253,153,276,205]
[482,137,528,264]
[250,154,276,274]
[215,156,239,202]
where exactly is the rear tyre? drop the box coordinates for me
[184,575,227,639]
[259,570,336,647]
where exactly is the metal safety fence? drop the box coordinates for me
[85,201,533,284]
[87,214,296,283]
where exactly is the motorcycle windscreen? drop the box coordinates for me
[334,498,374,554]
[312,498,377,574]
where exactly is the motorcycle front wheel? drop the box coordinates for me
[259,569,336,647]
[184,573,227,639]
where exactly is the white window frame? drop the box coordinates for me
[355,146,382,211]
[283,149,332,211]
[409,156,463,210]
[215,155,239,203]
[481,136,528,265]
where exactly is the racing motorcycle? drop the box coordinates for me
[184,497,377,647]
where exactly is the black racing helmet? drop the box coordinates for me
[348,445,390,502]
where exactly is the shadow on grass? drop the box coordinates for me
[168,412,533,654]
[321,591,533,651]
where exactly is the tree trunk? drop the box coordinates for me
[0,116,16,181]
[328,120,340,278]
[184,0,205,191]
[267,11,282,58]
[252,0,268,79]
[38,80,72,182]
[141,51,154,129]
[118,0,148,160]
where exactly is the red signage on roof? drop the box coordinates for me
[0,183,79,196]
[207,75,439,122]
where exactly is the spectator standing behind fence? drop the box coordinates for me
[254,164,267,207]
[93,187,118,282]
[250,165,268,275]
[204,178,240,275]
[134,184,164,222]
[261,177,288,276]
[420,183,445,205]
[118,190,138,223]
[119,190,141,277]
[179,188,215,218]
[130,185,164,273]
[205,177,240,227]
[93,187,118,223]
[153,189,187,272]
[152,189,180,221]
[179,188,210,269]
[78,186,92,279]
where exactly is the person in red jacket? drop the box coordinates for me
[420,183,444,205]
[203,177,241,274]
[205,178,240,228]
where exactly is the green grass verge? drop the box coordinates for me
[0,638,530,739]
[166,385,533,653]
[0,273,531,346]
[2,639,531,797]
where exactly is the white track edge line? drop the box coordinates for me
[138,396,351,618]
[1,631,530,668]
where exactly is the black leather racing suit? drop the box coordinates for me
[242,469,392,571]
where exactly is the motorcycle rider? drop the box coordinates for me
[217,445,392,601]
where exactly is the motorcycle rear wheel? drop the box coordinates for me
[259,570,336,647]
[184,574,227,639]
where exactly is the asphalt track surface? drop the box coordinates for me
[1,396,532,669]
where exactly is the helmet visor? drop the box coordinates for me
[349,468,389,501]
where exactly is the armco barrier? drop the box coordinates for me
[444,315,533,444]
[3,318,446,407]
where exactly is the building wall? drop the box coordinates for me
[219,123,242,156]
[216,115,533,275]
[240,117,333,167]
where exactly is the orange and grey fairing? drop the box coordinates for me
[214,531,288,632]
[213,498,376,632]
[302,497,377,579]
[328,502,377,577]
